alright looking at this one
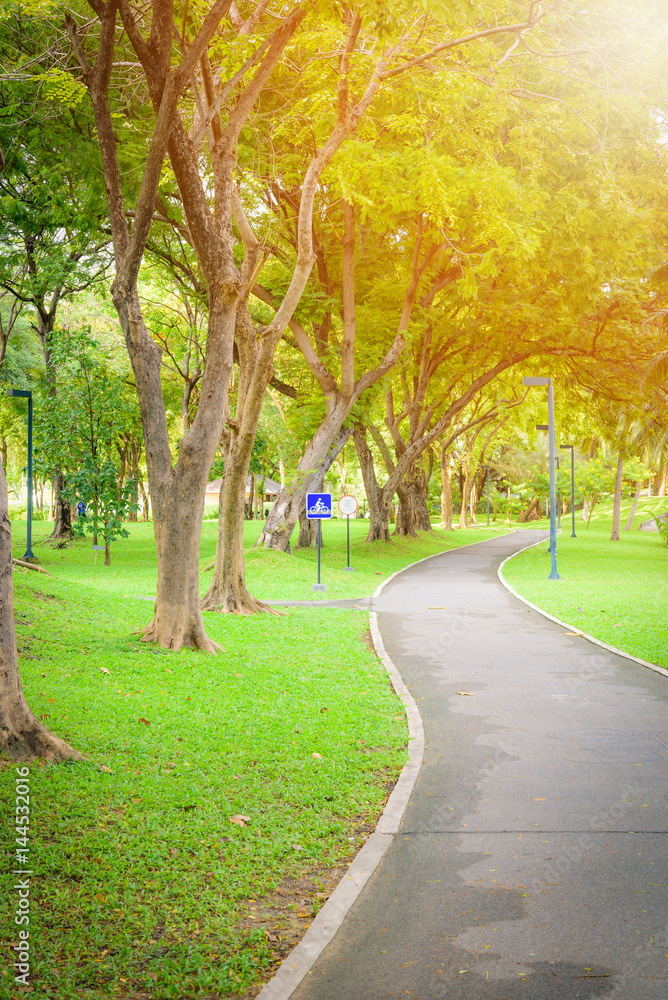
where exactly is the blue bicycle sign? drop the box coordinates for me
[306,493,333,519]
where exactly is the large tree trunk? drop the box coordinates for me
[624,480,642,531]
[459,468,471,529]
[257,413,352,552]
[247,472,255,521]
[610,454,624,542]
[468,483,479,524]
[113,287,231,649]
[413,471,432,531]
[439,444,454,530]
[659,465,667,497]
[393,482,419,538]
[0,460,79,761]
[49,471,73,545]
[353,426,391,542]
[201,418,273,615]
[297,506,318,548]
[127,437,141,522]
[517,496,541,523]
[394,473,430,536]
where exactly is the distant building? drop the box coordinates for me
[204,476,281,515]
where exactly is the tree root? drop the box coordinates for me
[12,558,51,575]
[1,719,81,763]
[140,621,220,653]
[200,592,282,615]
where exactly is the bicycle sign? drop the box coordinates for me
[306,493,333,519]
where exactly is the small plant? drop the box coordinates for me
[64,457,139,564]
[652,512,668,547]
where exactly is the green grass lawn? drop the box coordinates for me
[503,496,668,671]
[1,516,503,999]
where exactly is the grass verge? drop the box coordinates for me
[1,517,504,998]
[503,497,668,672]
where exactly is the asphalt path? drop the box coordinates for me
[290,530,668,1000]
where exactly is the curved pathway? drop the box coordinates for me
[261,530,668,1000]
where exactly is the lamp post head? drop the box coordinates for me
[536,424,549,431]
[523,376,550,386]
[7,388,31,399]
[559,444,573,450]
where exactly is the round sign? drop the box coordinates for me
[338,495,358,516]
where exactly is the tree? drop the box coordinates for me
[64,456,138,565]
[61,0,313,645]
[33,326,137,520]
[0,456,78,759]
[0,10,114,539]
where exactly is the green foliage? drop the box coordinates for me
[574,457,617,526]
[33,327,138,481]
[64,457,138,560]
[651,513,668,547]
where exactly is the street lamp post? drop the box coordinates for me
[560,444,576,538]
[7,388,35,560]
[556,456,561,529]
[482,465,490,526]
[524,377,560,580]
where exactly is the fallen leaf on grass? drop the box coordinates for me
[230,814,251,827]
[137,717,151,725]
[264,930,278,943]
[312,752,323,759]
[95,893,105,902]
[99,765,113,774]
[100,667,110,675]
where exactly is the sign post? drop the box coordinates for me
[338,495,358,571]
[526,380,560,580]
[306,493,332,592]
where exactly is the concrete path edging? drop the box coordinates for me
[254,552,431,1000]
[497,534,668,679]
